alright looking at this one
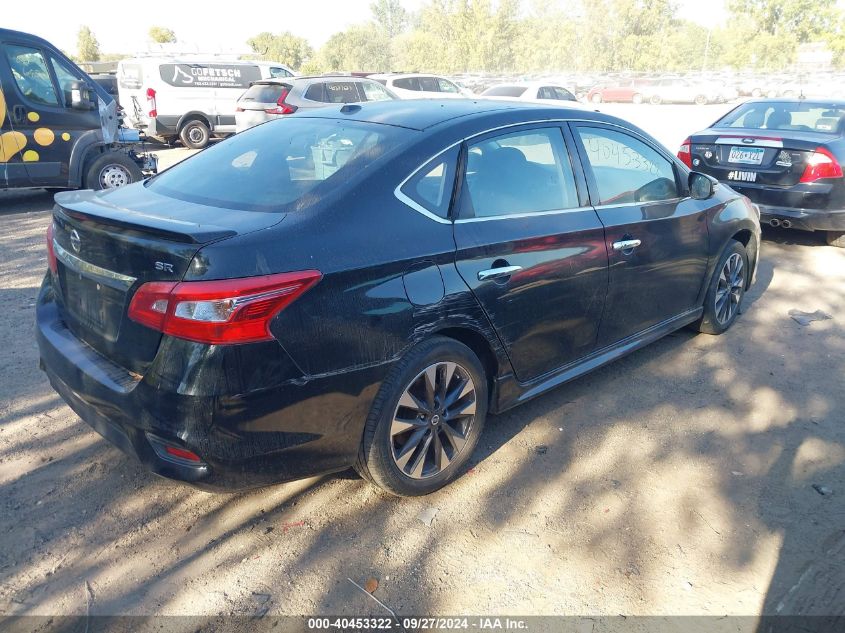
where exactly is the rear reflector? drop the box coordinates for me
[800,147,843,183]
[677,138,692,168]
[46,222,57,274]
[164,445,202,462]
[128,270,322,345]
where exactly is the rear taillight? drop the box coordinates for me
[265,88,297,115]
[46,223,57,274]
[146,87,157,118]
[678,137,692,168]
[800,147,843,183]
[128,270,321,345]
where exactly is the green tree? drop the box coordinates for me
[312,24,391,72]
[246,32,314,70]
[371,0,409,38]
[727,0,838,42]
[148,26,177,43]
[76,26,101,62]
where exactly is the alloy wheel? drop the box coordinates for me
[715,253,744,325]
[390,361,477,479]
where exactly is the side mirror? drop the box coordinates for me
[689,171,716,200]
[70,80,95,110]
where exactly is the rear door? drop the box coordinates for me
[453,125,608,382]
[572,123,709,347]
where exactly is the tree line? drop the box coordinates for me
[73,0,845,72]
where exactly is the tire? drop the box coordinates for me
[355,336,488,496]
[632,93,643,104]
[83,152,143,190]
[692,240,749,335]
[827,231,845,248]
[179,119,210,149]
[591,93,603,104]
[650,94,662,105]
[694,94,708,106]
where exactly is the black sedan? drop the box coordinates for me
[679,99,845,247]
[37,100,760,496]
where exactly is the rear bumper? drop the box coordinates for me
[35,276,382,490]
[756,204,845,232]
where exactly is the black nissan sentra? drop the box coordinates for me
[678,99,845,247]
[37,100,760,496]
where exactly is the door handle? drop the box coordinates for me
[612,239,642,252]
[11,105,27,124]
[477,265,523,281]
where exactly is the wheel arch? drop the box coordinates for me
[177,111,213,132]
[729,228,758,289]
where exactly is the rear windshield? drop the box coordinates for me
[147,118,412,212]
[240,83,288,103]
[716,101,845,135]
[483,86,528,97]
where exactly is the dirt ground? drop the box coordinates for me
[1,105,844,620]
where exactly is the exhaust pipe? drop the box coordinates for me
[781,219,792,228]
[770,219,781,227]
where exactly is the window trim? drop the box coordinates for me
[568,121,688,207]
[394,118,686,224]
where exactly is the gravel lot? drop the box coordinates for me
[1,105,843,620]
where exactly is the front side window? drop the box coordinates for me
[393,77,418,91]
[554,87,576,101]
[418,76,440,92]
[50,56,87,107]
[576,127,679,205]
[461,128,579,218]
[359,81,394,101]
[438,78,460,93]
[400,146,459,219]
[269,67,292,78]
[6,44,59,106]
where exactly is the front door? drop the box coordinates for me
[453,125,609,383]
[571,123,710,348]
[3,41,100,187]
[0,47,28,187]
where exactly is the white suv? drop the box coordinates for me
[370,73,469,99]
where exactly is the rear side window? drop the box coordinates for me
[240,83,287,103]
[462,128,579,218]
[419,76,440,92]
[305,82,362,103]
[554,87,576,101]
[6,44,59,106]
[576,127,678,205]
[269,67,293,78]
[147,118,411,212]
[400,146,459,219]
[393,77,419,91]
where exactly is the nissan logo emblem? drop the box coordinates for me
[70,229,81,253]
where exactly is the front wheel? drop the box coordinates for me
[650,94,662,105]
[83,152,143,190]
[591,93,603,104]
[694,94,708,106]
[632,93,643,104]
[355,336,488,496]
[692,241,748,335]
[827,231,845,248]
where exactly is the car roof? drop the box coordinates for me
[0,28,55,48]
[249,76,382,86]
[292,98,621,132]
[369,73,448,80]
[739,98,845,107]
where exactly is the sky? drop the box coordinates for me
[7,0,726,56]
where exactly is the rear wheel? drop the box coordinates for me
[83,152,143,190]
[827,231,845,248]
[591,93,603,104]
[692,240,748,335]
[650,94,662,105]
[179,119,210,149]
[694,94,708,105]
[355,336,487,496]
[632,93,643,104]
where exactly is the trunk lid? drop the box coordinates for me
[51,185,285,373]
[690,128,833,187]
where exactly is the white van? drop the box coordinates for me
[117,57,295,148]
